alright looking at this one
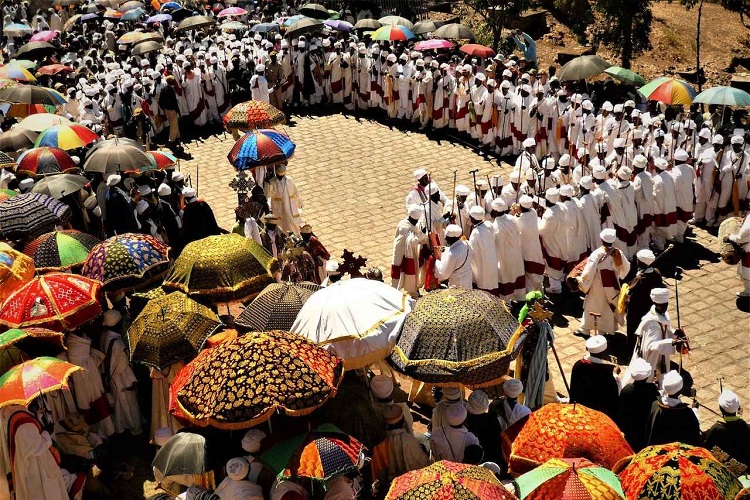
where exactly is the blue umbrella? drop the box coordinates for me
[121,8,145,20]
[693,86,750,107]
[4,23,32,36]
[80,13,100,22]
[251,22,279,33]
[283,14,306,26]
[227,129,296,171]
[161,2,181,11]
[324,19,353,32]
[146,13,172,23]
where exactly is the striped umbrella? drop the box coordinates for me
[693,85,750,107]
[515,458,625,499]
[82,233,170,291]
[35,124,99,150]
[223,101,286,131]
[227,129,295,171]
[0,357,81,408]
[639,77,697,105]
[16,147,77,176]
[146,150,177,170]
[0,66,36,83]
[23,230,100,271]
[0,193,71,240]
[372,24,414,41]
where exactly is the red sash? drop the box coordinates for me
[653,211,678,227]
[524,260,545,275]
[331,79,343,94]
[7,410,61,495]
[390,257,417,279]
[540,240,565,271]
[499,275,526,296]
[676,207,693,222]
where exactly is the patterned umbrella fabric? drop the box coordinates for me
[0,189,16,203]
[16,146,77,176]
[235,281,320,332]
[693,85,750,106]
[0,66,37,82]
[386,461,517,500]
[163,233,275,304]
[0,243,35,306]
[18,113,72,132]
[389,288,525,388]
[618,442,742,500]
[0,192,71,240]
[0,85,65,105]
[503,403,634,477]
[172,330,344,429]
[146,150,177,170]
[0,357,81,408]
[35,123,99,150]
[515,458,625,499]
[0,328,65,358]
[82,233,170,292]
[291,278,414,370]
[223,101,286,131]
[0,273,102,330]
[639,77,697,105]
[30,174,89,200]
[0,152,15,168]
[127,291,222,369]
[23,230,100,272]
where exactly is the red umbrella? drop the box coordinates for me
[16,146,77,176]
[460,44,495,58]
[37,64,74,76]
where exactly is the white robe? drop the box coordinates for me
[578,246,631,334]
[266,175,303,234]
[652,170,680,248]
[579,193,602,254]
[633,171,655,249]
[390,219,428,296]
[429,426,480,462]
[539,203,568,282]
[671,163,696,238]
[515,210,545,292]
[632,307,676,382]
[182,72,207,126]
[99,330,141,435]
[493,215,526,301]
[149,361,185,440]
[434,239,472,290]
[468,221,498,290]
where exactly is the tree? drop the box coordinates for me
[460,0,530,52]
[592,0,654,69]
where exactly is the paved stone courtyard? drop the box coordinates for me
[177,112,749,428]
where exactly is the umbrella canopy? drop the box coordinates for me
[639,77,697,105]
[3,23,33,37]
[23,230,100,272]
[459,44,495,58]
[127,291,221,369]
[161,1,181,10]
[378,15,414,30]
[132,41,163,56]
[0,86,66,106]
[604,66,645,86]
[120,7,145,19]
[223,101,286,131]
[0,357,81,408]
[433,23,475,41]
[0,328,65,357]
[163,233,275,303]
[85,136,143,156]
[515,458,625,499]
[146,13,172,23]
[30,174,89,200]
[0,128,37,151]
[117,31,159,44]
[103,9,123,18]
[414,39,453,51]
[260,424,363,481]
[504,403,633,476]
[282,14,307,26]
[390,288,524,387]
[0,152,14,169]
[15,42,57,60]
[5,103,57,119]
[143,150,177,171]
[175,15,216,32]
[119,0,144,11]
[172,330,344,429]
[558,55,612,82]
[218,6,246,16]
[82,233,170,291]
[353,18,380,30]
[16,147,77,176]
[227,129,296,170]
[30,30,59,43]
[82,144,151,174]
[413,19,444,35]
[7,60,37,70]
[386,461,516,500]
[299,3,329,19]
[0,243,35,306]
[35,124,98,150]
[235,281,320,332]
[291,278,414,370]
[0,66,36,83]
[693,85,750,106]
[372,25,415,41]
[18,113,72,132]
[0,192,71,240]
[37,64,74,76]
[323,19,353,32]
[152,432,216,482]
[250,22,279,32]
[618,443,742,500]
[0,273,102,330]
[0,190,16,203]
[286,17,324,38]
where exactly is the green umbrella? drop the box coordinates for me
[693,85,750,107]
[604,66,645,86]
[22,230,100,271]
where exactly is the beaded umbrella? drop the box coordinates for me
[235,281,320,332]
[223,101,286,132]
[386,461,517,500]
[0,192,71,240]
[23,230,100,272]
[227,129,296,171]
[16,147,77,176]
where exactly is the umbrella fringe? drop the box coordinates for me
[0,364,81,409]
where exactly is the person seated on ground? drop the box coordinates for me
[429,403,480,463]
[646,370,701,447]
[703,390,750,478]
[617,357,659,453]
[464,390,502,464]
[569,335,620,420]
[370,375,414,435]
[494,378,531,432]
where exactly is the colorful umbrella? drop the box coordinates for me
[604,66,645,86]
[503,403,634,476]
[414,39,453,51]
[82,143,151,174]
[390,288,524,387]
[30,30,59,42]
[260,424,363,481]
[291,278,414,370]
[618,443,742,500]
[217,6,246,16]
[35,123,99,149]
[172,330,344,429]
[283,14,307,26]
[235,281,321,332]
[639,77,697,105]
[460,43,495,58]
[0,357,81,408]
[145,150,177,170]
[18,113,72,132]
[386,461,516,500]
[161,1,181,10]
[413,19,444,35]
[0,66,37,83]
[0,189,17,203]
[378,15,414,30]
[223,101,286,131]
[372,24,415,41]
[127,291,221,369]
[559,55,612,82]
[16,147,77,176]
[22,230,100,271]
[515,458,625,499]
[433,22,475,41]
[0,328,65,357]
[0,243,35,306]
[693,85,750,107]
[82,233,170,291]
[0,192,71,240]
[30,174,88,200]
[0,273,102,330]
[227,129,296,171]
[163,233,275,304]
[0,128,38,152]
[6,103,57,119]
[0,85,65,106]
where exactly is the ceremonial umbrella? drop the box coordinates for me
[353,18,381,30]
[372,25,415,41]
[0,152,16,169]
[618,442,742,500]
[0,357,81,408]
[461,43,495,58]
[23,230,100,272]
[127,291,222,369]
[3,23,33,37]
[30,31,59,43]
[413,19,444,35]
[299,3,329,19]
[31,174,89,200]
[639,77,697,105]
[163,233,275,304]
[235,281,320,332]
[286,17,324,38]
[378,15,414,31]
[132,41,163,56]
[146,13,172,23]
[63,14,83,30]
[0,243,35,306]
[18,113,72,132]
[82,233,170,291]
[35,124,98,150]
[604,66,645,86]
[389,288,525,388]
[175,15,216,33]
[0,328,65,359]
[558,55,612,82]
[414,39,453,51]
[514,458,625,499]
[291,277,414,370]
[82,143,151,174]
[223,101,286,131]
[37,64,74,76]
[227,129,296,171]
[693,85,750,107]
[172,330,344,429]
[503,403,633,476]
[433,23,475,41]
[324,19,353,32]
[143,150,177,171]
[16,147,77,176]
[0,66,36,83]
[217,6,246,17]
[0,273,102,330]
[259,424,363,482]
[0,128,37,152]
[152,432,221,492]
[7,103,57,120]
[0,192,71,240]
[15,42,57,60]
[169,7,193,22]
[386,461,517,500]
[250,22,279,33]
[0,85,66,106]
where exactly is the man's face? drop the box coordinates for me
[733,143,743,153]
[266,222,276,231]
[418,175,429,187]
[655,302,668,314]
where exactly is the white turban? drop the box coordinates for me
[650,287,669,304]
[503,379,523,398]
[718,390,740,414]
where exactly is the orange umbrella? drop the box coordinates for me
[0,357,81,408]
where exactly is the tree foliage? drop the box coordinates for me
[459,0,530,51]
[676,0,750,28]
[591,0,654,69]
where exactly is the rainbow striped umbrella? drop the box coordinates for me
[639,77,697,105]
[0,357,81,407]
[372,24,414,41]
[35,124,99,150]
[0,65,36,83]
[16,147,77,176]
[227,129,295,171]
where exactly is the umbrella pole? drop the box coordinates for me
[547,328,570,395]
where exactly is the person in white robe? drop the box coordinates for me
[396,54,413,120]
[632,155,655,250]
[354,47,371,111]
[215,458,264,500]
[431,387,464,430]
[539,188,567,294]
[434,224,472,290]
[391,205,428,297]
[692,135,724,226]
[559,184,588,263]
[631,288,684,382]
[511,85,534,152]
[609,167,639,260]
[490,199,526,301]
[515,195,545,292]
[370,404,428,488]
[249,64,270,103]
[478,79,498,146]
[454,66,472,134]
[652,158,680,251]
[546,90,572,160]
[444,185,472,238]
[496,81,515,155]
[341,44,356,111]
[181,64,207,127]
[467,205,498,293]
[497,379,531,431]
[265,164,303,234]
[671,149,696,240]
[327,42,344,105]
[500,171,522,209]
[429,404,480,463]
[728,213,750,297]
[149,361,185,440]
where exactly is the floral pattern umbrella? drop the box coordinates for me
[0,243,35,306]
[515,458,625,499]
[223,101,286,131]
[618,443,742,500]
[82,233,170,291]
[235,281,321,332]
[227,129,296,171]
[16,146,77,176]
[0,192,71,240]
[172,330,344,430]
[0,357,81,408]
[23,230,100,272]
[386,461,517,500]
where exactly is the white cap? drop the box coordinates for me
[504,379,523,398]
[490,198,506,212]
[542,157,556,170]
[106,174,122,187]
[698,128,711,140]
[602,101,613,112]
[509,171,521,183]
[522,138,536,149]
[138,185,152,196]
[650,287,669,304]
[654,158,668,170]
[241,429,266,453]
[407,204,423,220]
[630,357,652,381]
[490,175,502,188]
[103,309,122,327]
[579,176,593,190]
[19,178,34,190]
[559,184,575,197]
[712,134,724,145]
[558,154,571,167]
[593,165,607,180]
[154,427,174,447]
[600,228,616,244]
[732,135,744,145]
[624,99,635,108]
[469,205,485,220]
[445,224,462,238]
[613,138,626,149]
[585,335,607,354]
[613,104,623,113]
[617,167,632,181]
[455,184,470,196]
[255,63,265,72]
[545,188,559,204]
[226,457,249,481]
[182,187,196,199]
[157,184,171,196]
[370,375,394,399]
[636,249,656,265]
[446,402,467,426]
[413,168,427,180]
[632,155,647,169]
[519,194,533,209]
[582,100,593,111]
[662,370,683,396]
[674,149,689,162]
[443,387,462,400]
[718,390,740,414]
[172,172,185,182]
[135,199,150,216]
[467,390,489,415]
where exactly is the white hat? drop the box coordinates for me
[509,171,521,183]
[632,154,647,169]
[519,195,533,209]
[559,184,575,197]
[19,178,34,190]
[630,357,652,381]
[636,249,655,265]
[654,158,668,171]
[624,99,635,108]
[445,224,462,238]
[500,80,511,89]
[580,176,593,190]
[172,172,185,182]
[446,401,467,426]
[413,168,427,180]
[731,135,744,145]
[558,154,571,167]
[255,63,265,72]
[585,335,607,354]
[631,109,641,118]
[103,309,122,327]
[469,205,485,220]
[521,84,532,94]
[602,101,613,112]
[442,386,462,400]
[106,174,122,187]
[490,175,502,188]
[503,379,523,398]
[467,390,489,415]
[542,157,556,170]
[617,167,632,181]
[592,165,607,180]
[157,184,171,197]
[673,149,689,162]
[582,100,593,111]
[475,73,486,82]
[712,134,724,145]
[226,457,249,481]
[370,375,394,399]
[154,427,174,447]
[502,69,512,78]
[650,287,669,304]
[662,370,683,396]
[600,228,616,244]
[182,187,197,199]
[455,184,470,196]
[241,429,266,453]
[407,204,423,219]
[138,185,152,196]
[522,138,536,148]
[613,138,626,149]
[490,198,506,212]
[718,390,740,414]
[545,188,559,204]
[135,199,149,216]
[613,104,623,113]
[698,128,711,140]
[525,169,536,181]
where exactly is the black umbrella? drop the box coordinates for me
[299,3,329,19]
[235,281,321,332]
[15,42,57,60]
[286,17,323,39]
[168,8,193,22]
[0,193,72,240]
[433,23,476,41]
[175,15,215,32]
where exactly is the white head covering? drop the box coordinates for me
[558,154,571,167]
[226,457,250,481]
[630,357,652,381]
[579,176,593,190]
[467,390,489,415]
[407,204,423,219]
[106,174,122,187]
[154,427,174,447]
[662,370,683,396]
[469,205,485,220]
[559,184,575,197]
[103,309,121,327]
[370,375,394,399]
[586,335,607,354]
[503,379,523,398]
[650,288,669,304]
[600,228,616,244]
[446,401,467,426]
[522,138,536,148]
[509,171,521,183]
[731,135,744,145]
[413,168,427,180]
[673,149,689,162]
[654,158,669,171]
[718,390,740,414]
[241,429,266,453]
[442,386,462,401]
[636,249,655,265]
[490,198,506,212]
[455,184,470,196]
[519,195,533,209]
[157,184,171,197]
[445,224,462,238]
[592,165,607,180]
[632,155,647,169]
[545,188,559,204]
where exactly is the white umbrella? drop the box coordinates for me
[18,113,72,132]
